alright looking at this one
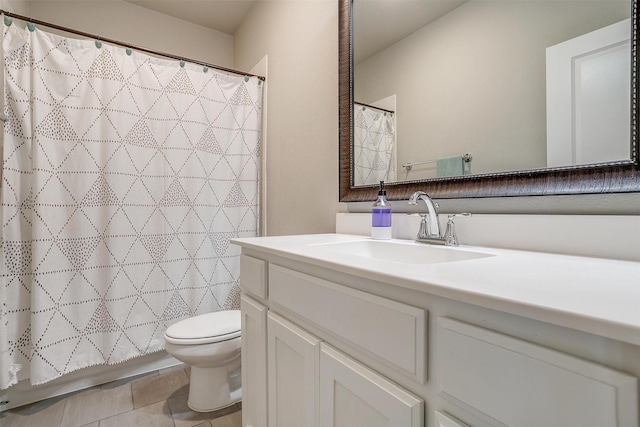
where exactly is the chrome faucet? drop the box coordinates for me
[408,191,441,238]
[408,191,471,246]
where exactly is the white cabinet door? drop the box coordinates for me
[267,312,321,427]
[319,343,423,427]
[241,294,268,427]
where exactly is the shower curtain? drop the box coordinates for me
[0,23,262,389]
[353,103,396,186]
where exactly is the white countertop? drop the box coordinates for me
[232,233,640,346]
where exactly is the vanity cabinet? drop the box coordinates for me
[266,309,423,427]
[239,255,424,427]
[237,245,640,427]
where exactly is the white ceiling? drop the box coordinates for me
[125,0,466,62]
[353,0,468,64]
[124,0,257,35]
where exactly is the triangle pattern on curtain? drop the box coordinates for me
[87,50,125,81]
[125,119,159,148]
[82,175,121,207]
[0,24,262,389]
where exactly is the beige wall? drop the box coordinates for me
[4,1,233,68]
[234,0,341,235]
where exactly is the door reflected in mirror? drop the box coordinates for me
[353,0,632,184]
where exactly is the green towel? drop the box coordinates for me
[436,155,464,177]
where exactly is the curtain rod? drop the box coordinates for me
[354,101,394,115]
[0,10,265,81]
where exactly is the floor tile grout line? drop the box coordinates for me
[4,366,240,427]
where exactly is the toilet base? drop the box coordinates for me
[187,365,242,412]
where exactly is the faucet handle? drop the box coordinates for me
[417,214,430,239]
[444,213,471,246]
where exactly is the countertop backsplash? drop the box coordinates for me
[336,213,640,262]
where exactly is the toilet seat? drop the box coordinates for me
[165,310,241,345]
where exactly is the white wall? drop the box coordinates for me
[4,0,234,68]
[233,0,342,236]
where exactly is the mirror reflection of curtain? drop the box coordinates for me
[353,103,396,186]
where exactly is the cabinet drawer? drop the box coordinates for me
[240,254,267,298]
[439,317,639,427]
[269,264,427,383]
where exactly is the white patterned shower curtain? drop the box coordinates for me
[0,23,262,389]
[353,103,396,186]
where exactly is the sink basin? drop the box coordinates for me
[310,240,494,265]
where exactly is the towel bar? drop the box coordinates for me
[402,153,472,171]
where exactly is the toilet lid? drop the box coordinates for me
[165,310,241,345]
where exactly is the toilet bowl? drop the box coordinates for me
[164,310,242,412]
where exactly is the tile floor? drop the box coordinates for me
[0,365,242,427]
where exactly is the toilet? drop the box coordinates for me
[164,310,242,412]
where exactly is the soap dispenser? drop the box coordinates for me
[371,181,392,240]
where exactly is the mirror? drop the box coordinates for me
[339,0,640,202]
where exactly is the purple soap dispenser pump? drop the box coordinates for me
[371,181,392,240]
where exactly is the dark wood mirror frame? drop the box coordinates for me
[339,0,640,202]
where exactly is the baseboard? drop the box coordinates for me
[0,352,181,411]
